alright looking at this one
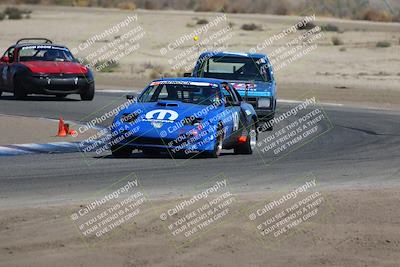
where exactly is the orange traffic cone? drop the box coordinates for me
[57,117,67,137]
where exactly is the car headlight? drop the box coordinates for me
[258,98,271,108]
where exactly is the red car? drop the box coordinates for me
[0,38,95,100]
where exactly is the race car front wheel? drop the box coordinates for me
[111,145,132,158]
[13,79,27,100]
[55,94,68,98]
[206,124,224,158]
[234,122,257,155]
[80,83,95,101]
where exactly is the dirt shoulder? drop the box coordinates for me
[0,114,98,145]
[0,187,399,267]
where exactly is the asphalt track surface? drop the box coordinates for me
[0,91,399,206]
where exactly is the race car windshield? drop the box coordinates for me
[139,83,222,106]
[196,56,270,82]
[18,46,76,62]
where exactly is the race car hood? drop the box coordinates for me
[20,61,88,74]
[230,81,274,98]
[116,100,222,138]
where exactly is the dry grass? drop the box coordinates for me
[362,9,393,22]
[5,0,400,23]
[332,36,344,46]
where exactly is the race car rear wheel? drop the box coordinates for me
[234,122,257,155]
[13,79,27,100]
[80,83,95,101]
[111,145,132,158]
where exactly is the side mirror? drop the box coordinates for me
[0,56,9,63]
[126,94,137,101]
[184,72,191,77]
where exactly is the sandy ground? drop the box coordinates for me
[0,188,399,267]
[0,114,98,145]
[0,5,399,109]
[1,6,399,266]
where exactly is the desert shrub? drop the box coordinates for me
[362,9,392,22]
[273,0,290,15]
[143,0,163,10]
[339,47,346,52]
[241,23,262,31]
[0,12,5,21]
[4,6,32,20]
[7,11,23,20]
[73,0,90,7]
[393,12,400,22]
[321,23,339,32]
[117,1,136,10]
[332,36,343,46]
[196,18,208,25]
[94,60,120,73]
[194,0,228,12]
[53,0,74,5]
[145,62,165,79]
[297,21,316,30]
[149,69,162,79]
[376,41,391,48]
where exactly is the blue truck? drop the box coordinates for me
[188,51,276,130]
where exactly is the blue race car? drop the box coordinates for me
[110,77,258,158]
[188,52,276,130]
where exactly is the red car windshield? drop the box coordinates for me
[18,45,76,62]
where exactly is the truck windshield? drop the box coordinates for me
[196,56,270,82]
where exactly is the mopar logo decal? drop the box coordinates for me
[145,109,178,122]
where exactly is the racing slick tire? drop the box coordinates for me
[111,145,132,158]
[55,94,68,98]
[142,148,160,156]
[13,79,27,100]
[80,83,95,101]
[205,124,224,158]
[234,122,257,155]
[0,91,2,97]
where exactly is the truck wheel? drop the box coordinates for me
[234,122,257,154]
[111,145,132,158]
[80,83,95,101]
